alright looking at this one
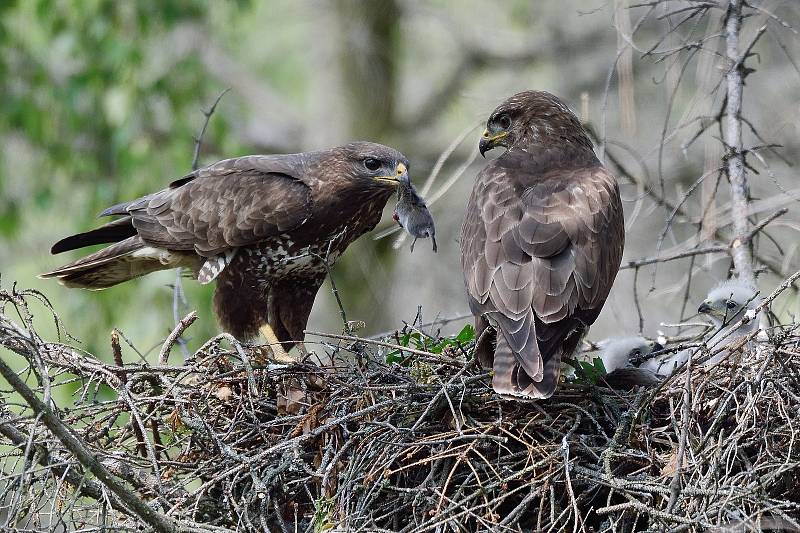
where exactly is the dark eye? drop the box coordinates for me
[364,158,381,171]
[631,350,641,358]
[726,300,736,309]
[498,114,511,129]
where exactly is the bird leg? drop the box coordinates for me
[259,324,294,363]
[294,342,309,358]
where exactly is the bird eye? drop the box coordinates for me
[364,158,381,171]
[726,300,736,309]
[498,114,512,129]
[631,350,641,358]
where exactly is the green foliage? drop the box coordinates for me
[385,323,475,364]
[567,356,608,385]
[0,1,250,358]
[312,497,335,532]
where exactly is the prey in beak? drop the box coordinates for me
[393,175,437,253]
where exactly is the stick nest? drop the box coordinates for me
[1,285,800,532]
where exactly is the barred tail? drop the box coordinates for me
[40,236,180,289]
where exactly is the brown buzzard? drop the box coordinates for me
[42,142,410,353]
[460,91,624,399]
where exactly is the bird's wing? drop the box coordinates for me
[461,160,624,397]
[105,155,314,256]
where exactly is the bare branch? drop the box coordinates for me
[0,356,178,533]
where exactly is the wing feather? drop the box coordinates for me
[461,156,624,398]
[106,155,313,256]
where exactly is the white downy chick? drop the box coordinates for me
[639,347,692,376]
[596,337,665,389]
[642,278,764,376]
[565,336,661,382]
[596,336,663,373]
[698,278,763,366]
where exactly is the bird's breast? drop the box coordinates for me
[238,232,350,286]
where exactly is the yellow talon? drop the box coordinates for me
[259,324,295,363]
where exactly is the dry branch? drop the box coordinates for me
[0,351,178,533]
[2,282,800,531]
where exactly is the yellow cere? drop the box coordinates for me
[484,130,508,142]
[376,162,406,183]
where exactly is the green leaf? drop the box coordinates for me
[455,324,476,343]
[577,357,607,384]
[385,351,403,364]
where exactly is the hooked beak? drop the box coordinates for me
[479,129,508,157]
[376,162,408,186]
[479,137,491,158]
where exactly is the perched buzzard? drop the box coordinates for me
[460,91,625,399]
[42,142,410,353]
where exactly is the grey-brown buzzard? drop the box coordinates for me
[42,142,410,353]
[460,91,624,399]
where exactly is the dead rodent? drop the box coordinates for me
[393,179,437,253]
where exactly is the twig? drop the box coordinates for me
[192,88,232,171]
[600,139,795,286]
[621,210,786,270]
[159,311,198,365]
[304,330,462,365]
[171,88,231,360]
[0,413,116,509]
[0,356,178,533]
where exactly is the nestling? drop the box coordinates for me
[639,278,763,375]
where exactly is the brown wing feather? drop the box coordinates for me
[115,155,313,256]
[461,157,624,398]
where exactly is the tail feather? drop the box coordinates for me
[51,217,137,254]
[98,200,136,218]
[40,236,191,289]
[491,333,561,399]
[490,335,518,396]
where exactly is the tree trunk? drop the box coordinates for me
[724,0,754,283]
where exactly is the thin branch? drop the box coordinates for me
[171,88,230,360]
[0,414,112,509]
[621,208,787,270]
[0,356,178,533]
[159,311,199,365]
[191,88,231,171]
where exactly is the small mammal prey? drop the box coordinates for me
[393,177,437,253]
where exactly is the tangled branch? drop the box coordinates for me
[2,281,800,531]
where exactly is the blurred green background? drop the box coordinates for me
[2,0,799,361]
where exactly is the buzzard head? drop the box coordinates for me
[479,90,592,156]
[698,278,760,324]
[336,141,410,191]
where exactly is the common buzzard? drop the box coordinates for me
[460,91,624,399]
[42,142,410,354]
